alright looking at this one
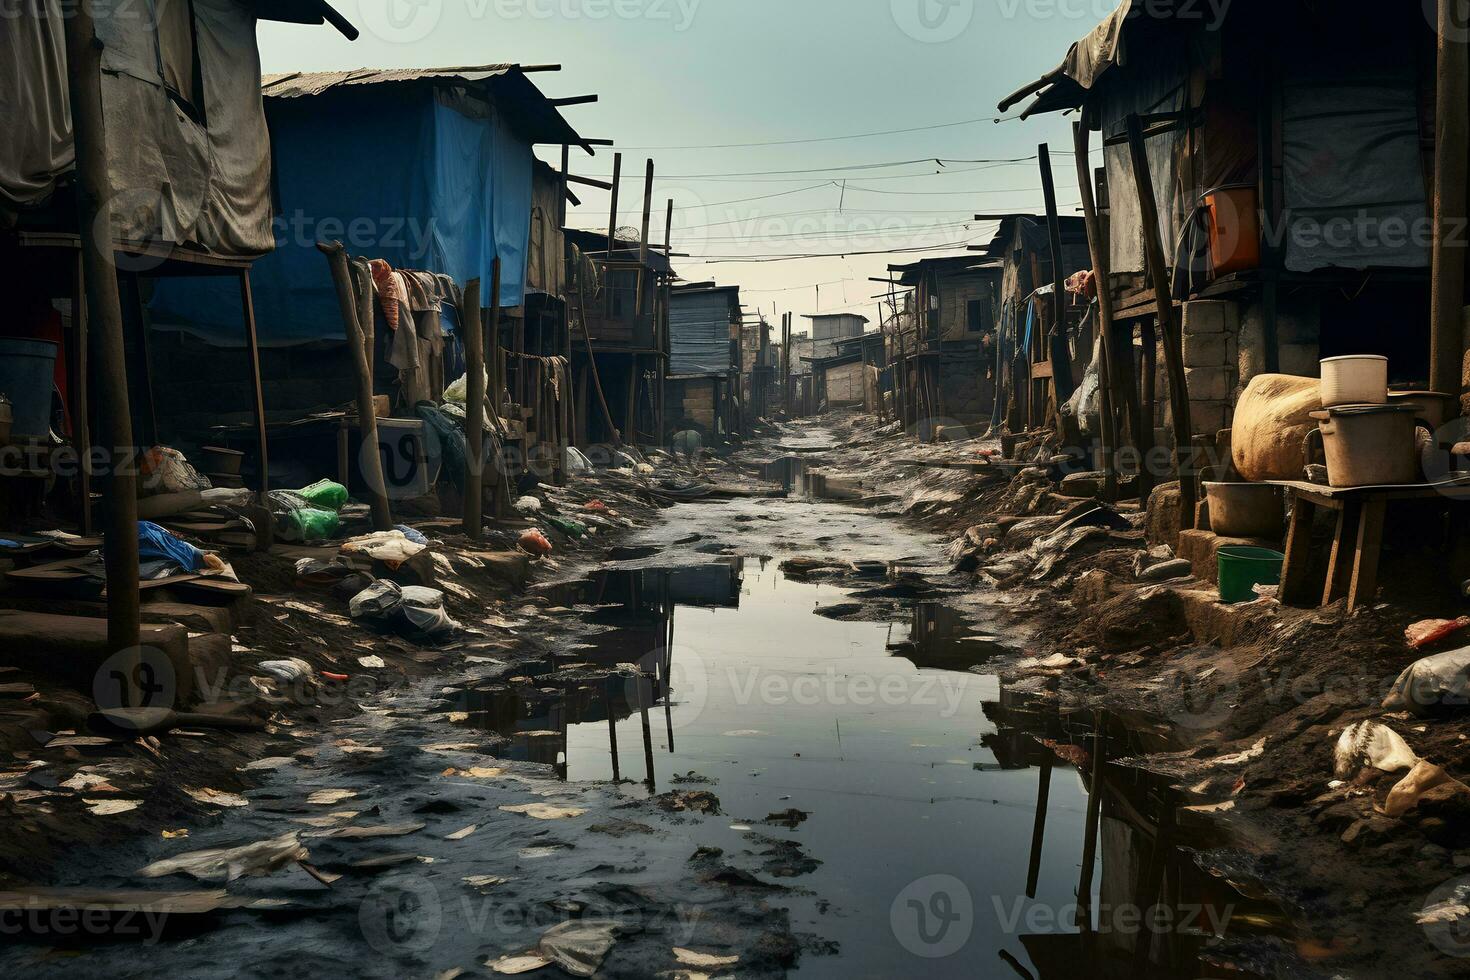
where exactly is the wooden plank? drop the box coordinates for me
[1347,497,1388,613]
[1322,501,1362,606]
[1279,496,1319,607]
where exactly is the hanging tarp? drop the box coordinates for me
[1280,38,1429,272]
[150,83,535,345]
[0,0,274,254]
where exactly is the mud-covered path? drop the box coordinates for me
[1,422,1248,979]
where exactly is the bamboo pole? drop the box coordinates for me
[487,259,510,518]
[1073,120,1124,499]
[319,243,392,531]
[1038,143,1077,420]
[604,152,622,320]
[1433,0,1469,402]
[462,277,485,539]
[64,7,140,669]
[1125,113,1193,525]
[635,159,654,319]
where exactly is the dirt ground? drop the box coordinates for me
[3,410,1470,977]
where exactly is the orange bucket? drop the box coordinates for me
[1203,183,1261,278]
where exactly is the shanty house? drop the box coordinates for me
[0,0,355,518]
[667,283,742,441]
[970,215,1092,433]
[886,257,1002,435]
[146,64,585,489]
[1000,0,1441,438]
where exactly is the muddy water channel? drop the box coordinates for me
[0,438,1283,980]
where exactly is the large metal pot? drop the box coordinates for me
[1307,404,1425,487]
[1204,482,1285,539]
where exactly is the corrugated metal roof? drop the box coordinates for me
[260,65,586,148]
[261,65,517,98]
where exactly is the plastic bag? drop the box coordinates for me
[1383,646,1470,716]
[564,446,593,475]
[268,490,341,543]
[137,521,207,572]
[1333,721,1420,777]
[518,529,553,555]
[140,447,211,495]
[349,579,457,637]
[340,530,426,568]
[545,516,586,539]
[299,480,349,511]
[515,496,542,514]
[1406,617,1470,650]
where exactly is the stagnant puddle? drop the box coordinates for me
[448,557,1283,978]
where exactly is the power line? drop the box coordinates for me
[601,115,999,151]
[686,236,988,264]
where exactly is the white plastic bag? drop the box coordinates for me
[1383,646,1470,716]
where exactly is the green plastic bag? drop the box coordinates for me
[545,516,587,539]
[299,480,349,512]
[283,507,341,543]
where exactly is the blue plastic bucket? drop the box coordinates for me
[0,339,58,439]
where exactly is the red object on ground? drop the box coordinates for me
[1406,617,1470,649]
[319,671,350,682]
[584,500,608,512]
[518,529,553,555]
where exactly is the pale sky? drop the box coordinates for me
[259,0,1108,326]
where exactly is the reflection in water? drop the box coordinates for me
[449,559,1286,978]
[985,690,1288,979]
[449,561,744,787]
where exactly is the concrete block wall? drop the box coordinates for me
[1180,300,1239,435]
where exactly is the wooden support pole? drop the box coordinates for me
[1125,113,1194,525]
[1025,754,1053,899]
[1077,711,1106,912]
[320,244,392,531]
[635,159,654,319]
[64,6,140,665]
[604,152,622,319]
[1432,0,1469,401]
[1038,143,1077,418]
[487,259,509,518]
[462,277,485,539]
[576,279,621,445]
[239,270,270,500]
[1073,120,1126,499]
[604,675,621,782]
[637,671,656,789]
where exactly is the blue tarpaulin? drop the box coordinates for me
[150,86,533,347]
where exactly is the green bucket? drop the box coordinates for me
[1217,546,1285,604]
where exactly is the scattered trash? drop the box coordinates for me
[357,655,387,669]
[341,530,427,568]
[86,799,142,815]
[256,659,314,683]
[537,919,619,978]
[584,500,608,512]
[306,789,357,805]
[1138,558,1193,582]
[498,803,586,821]
[349,579,459,637]
[673,948,740,968]
[514,496,543,514]
[518,530,553,556]
[184,787,249,808]
[1383,646,1470,716]
[139,831,308,882]
[1407,617,1470,649]
[446,824,478,840]
[488,954,552,975]
[1383,761,1461,817]
[564,446,593,475]
[1334,721,1419,778]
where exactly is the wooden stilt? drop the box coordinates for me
[239,270,270,500]
[462,277,485,540]
[64,5,140,667]
[1026,753,1053,899]
[1126,113,1194,525]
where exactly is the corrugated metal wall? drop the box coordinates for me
[670,291,734,376]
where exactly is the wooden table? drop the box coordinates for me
[1271,477,1470,612]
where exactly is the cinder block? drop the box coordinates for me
[1181,300,1234,335]
[1184,366,1232,402]
[1184,331,1232,368]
